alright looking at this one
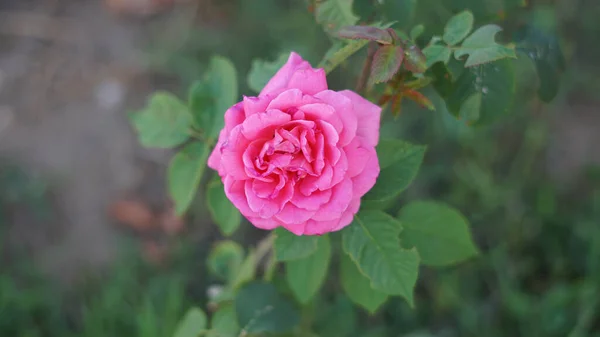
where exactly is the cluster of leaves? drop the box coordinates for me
[128,1,568,336]
[130,56,241,232]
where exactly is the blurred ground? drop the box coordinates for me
[0,0,185,281]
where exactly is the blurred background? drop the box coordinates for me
[0,0,599,336]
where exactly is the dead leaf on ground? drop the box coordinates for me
[159,205,185,236]
[142,239,169,265]
[109,199,156,232]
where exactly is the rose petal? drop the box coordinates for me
[247,216,280,230]
[317,120,339,145]
[275,203,316,225]
[287,68,328,95]
[220,126,251,180]
[281,222,306,236]
[330,150,348,187]
[351,146,380,197]
[267,89,318,112]
[223,176,255,217]
[299,103,343,133]
[331,198,361,232]
[260,52,311,96]
[315,90,358,146]
[241,109,291,139]
[291,188,332,211]
[245,181,281,218]
[340,90,381,147]
[312,178,353,221]
[243,95,271,117]
[207,128,226,172]
[344,138,371,177]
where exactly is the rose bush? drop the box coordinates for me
[208,52,381,235]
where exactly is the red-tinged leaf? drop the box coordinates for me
[378,94,392,106]
[403,45,427,73]
[404,90,435,111]
[338,25,393,44]
[369,45,404,85]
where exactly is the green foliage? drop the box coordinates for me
[247,52,289,93]
[445,59,516,125]
[172,308,207,337]
[340,253,388,313]
[342,211,420,306]
[16,1,587,337]
[235,282,300,334]
[454,25,517,67]
[207,241,244,282]
[443,10,474,46]
[422,44,452,69]
[363,140,426,205]
[130,93,192,148]
[514,25,566,102]
[319,40,369,74]
[189,56,238,140]
[315,0,359,35]
[286,235,332,304]
[338,25,394,44]
[398,201,478,266]
[321,22,395,74]
[369,45,404,85]
[274,228,318,261]
[209,304,239,337]
[206,179,241,236]
[168,142,209,215]
[403,44,427,73]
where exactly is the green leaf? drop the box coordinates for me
[380,0,417,30]
[443,10,474,46]
[340,253,388,313]
[235,282,300,334]
[190,56,238,139]
[207,179,241,236]
[314,296,357,337]
[230,250,257,290]
[319,40,369,74]
[207,241,244,283]
[403,45,427,73]
[338,25,393,44]
[369,45,404,85]
[286,235,332,304]
[172,307,207,337]
[454,25,517,67]
[209,304,239,337]
[458,92,482,124]
[398,201,478,266]
[319,22,396,74]
[363,140,426,204]
[168,142,209,215]
[315,0,359,35]
[513,25,565,102]
[423,44,452,69]
[130,92,191,148]
[410,24,425,40]
[247,53,289,94]
[274,227,319,261]
[342,211,420,305]
[445,59,515,125]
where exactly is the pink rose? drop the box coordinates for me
[208,52,381,235]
